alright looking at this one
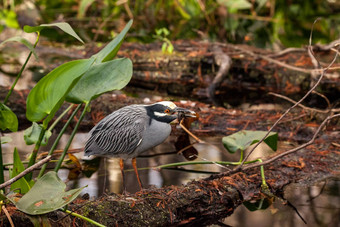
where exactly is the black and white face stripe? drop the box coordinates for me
[145,101,178,123]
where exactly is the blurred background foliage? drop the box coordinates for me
[1,0,339,49]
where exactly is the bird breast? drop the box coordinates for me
[134,120,172,155]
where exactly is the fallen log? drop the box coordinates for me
[1,145,339,226]
[1,41,339,106]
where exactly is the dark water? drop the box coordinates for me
[2,131,340,227]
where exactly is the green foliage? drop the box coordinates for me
[24,23,84,44]
[0,9,19,32]
[10,148,33,194]
[222,130,278,153]
[66,58,133,104]
[5,1,338,47]
[24,122,52,146]
[77,0,96,18]
[7,172,86,215]
[218,0,252,12]
[0,103,18,132]
[93,20,132,63]
[26,59,94,123]
[153,28,174,54]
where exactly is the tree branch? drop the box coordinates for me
[0,155,52,189]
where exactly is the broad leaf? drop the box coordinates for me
[26,58,94,122]
[222,130,278,153]
[24,22,84,44]
[0,36,38,60]
[24,122,52,146]
[0,103,18,132]
[66,58,133,103]
[93,20,132,63]
[10,148,31,194]
[8,172,86,215]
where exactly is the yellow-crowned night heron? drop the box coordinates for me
[84,101,195,191]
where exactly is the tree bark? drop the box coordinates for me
[2,41,339,106]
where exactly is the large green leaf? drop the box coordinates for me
[93,20,133,63]
[26,59,94,122]
[8,172,86,215]
[24,122,52,146]
[0,103,18,132]
[66,58,133,103]
[10,148,31,194]
[0,36,38,60]
[24,22,84,44]
[222,130,278,153]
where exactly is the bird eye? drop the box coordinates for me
[164,109,170,113]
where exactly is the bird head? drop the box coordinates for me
[146,101,196,123]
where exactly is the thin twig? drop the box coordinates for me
[179,119,204,143]
[0,155,52,189]
[268,92,340,114]
[2,205,14,227]
[312,91,331,109]
[241,113,340,171]
[238,19,339,168]
[331,142,340,148]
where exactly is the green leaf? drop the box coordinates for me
[0,193,7,201]
[161,42,167,53]
[26,58,94,122]
[0,36,38,60]
[8,172,86,215]
[93,20,133,63]
[66,58,133,103]
[0,103,18,132]
[77,0,96,18]
[0,136,12,144]
[10,148,31,194]
[218,0,252,11]
[222,130,278,154]
[24,22,84,44]
[24,122,52,146]
[167,43,174,54]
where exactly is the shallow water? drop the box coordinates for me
[2,131,340,226]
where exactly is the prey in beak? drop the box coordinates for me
[172,107,197,123]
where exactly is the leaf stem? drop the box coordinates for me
[48,104,74,132]
[3,32,40,105]
[54,102,89,172]
[25,125,45,181]
[38,104,81,178]
[125,159,260,172]
[64,209,105,227]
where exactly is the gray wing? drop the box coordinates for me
[84,106,147,157]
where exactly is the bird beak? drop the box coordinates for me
[174,107,197,118]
